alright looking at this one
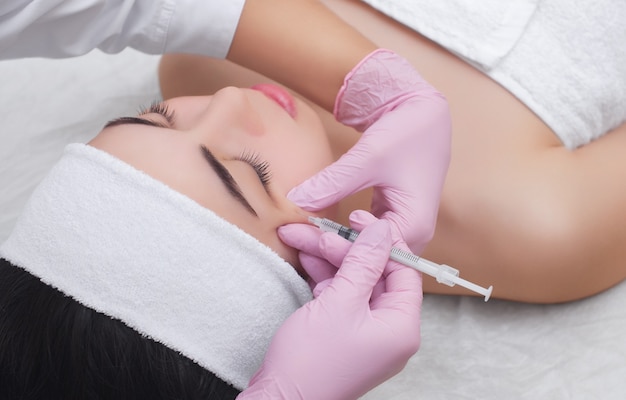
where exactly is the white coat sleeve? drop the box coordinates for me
[0,0,245,60]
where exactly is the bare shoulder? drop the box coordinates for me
[325,0,626,303]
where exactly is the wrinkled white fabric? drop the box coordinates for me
[362,0,538,68]
[0,0,244,59]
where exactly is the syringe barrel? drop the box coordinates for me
[434,264,460,287]
[389,248,439,280]
[310,217,494,301]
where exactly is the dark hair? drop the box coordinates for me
[0,257,241,400]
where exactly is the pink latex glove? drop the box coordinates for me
[288,49,451,253]
[279,210,395,298]
[237,218,422,400]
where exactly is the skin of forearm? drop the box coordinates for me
[228,0,377,111]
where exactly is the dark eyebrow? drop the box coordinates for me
[200,145,258,217]
[102,116,258,216]
[103,116,170,130]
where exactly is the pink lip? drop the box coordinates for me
[250,83,297,118]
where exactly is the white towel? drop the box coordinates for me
[361,0,626,149]
[362,0,539,68]
[486,0,626,148]
[0,143,312,391]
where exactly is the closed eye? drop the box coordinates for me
[104,100,176,130]
[235,150,273,194]
[139,101,176,126]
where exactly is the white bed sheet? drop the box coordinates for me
[1,49,625,400]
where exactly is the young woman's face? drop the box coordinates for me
[89,85,336,270]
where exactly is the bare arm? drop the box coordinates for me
[228,0,376,111]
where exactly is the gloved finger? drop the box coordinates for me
[322,219,392,303]
[298,251,336,297]
[278,223,324,257]
[299,252,338,288]
[347,209,378,231]
[286,143,377,211]
[350,209,407,251]
[371,278,387,301]
[370,262,423,314]
[317,231,353,267]
[317,231,389,301]
[358,198,422,248]
[312,278,333,298]
[314,224,389,301]
[370,189,416,231]
[370,266,423,359]
[348,210,422,305]
[379,207,434,254]
[384,265,423,304]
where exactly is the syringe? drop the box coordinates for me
[309,217,493,302]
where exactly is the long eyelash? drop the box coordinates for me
[138,100,176,125]
[237,150,273,186]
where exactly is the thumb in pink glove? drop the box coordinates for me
[237,218,422,400]
[287,49,452,254]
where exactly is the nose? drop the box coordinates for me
[189,87,265,137]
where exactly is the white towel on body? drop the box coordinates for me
[363,0,626,149]
[362,0,539,68]
[0,143,312,391]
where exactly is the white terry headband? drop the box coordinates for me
[0,143,312,391]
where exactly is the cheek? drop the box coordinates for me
[250,224,304,274]
[264,107,334,192]
[276,159,325,190]
[264,138,334,193]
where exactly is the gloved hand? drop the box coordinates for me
[287,49,452,253]
[237,217,423,400]
[279,210,396,299]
